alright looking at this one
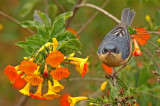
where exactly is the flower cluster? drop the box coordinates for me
[4,38,89,101]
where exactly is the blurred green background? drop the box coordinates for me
[0,0,160,106]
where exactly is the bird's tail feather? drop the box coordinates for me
[120,8,136,27]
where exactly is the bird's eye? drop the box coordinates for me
[113,48,117,53]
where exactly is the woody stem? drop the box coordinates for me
[112,68,117,91]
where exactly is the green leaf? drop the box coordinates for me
[109,82,118,99]
[52,18,65,35]
[37,11,51,26]
[117,78,128,91]
[22,21,44,28]
[55,11,73,21]
[26,34,46,46]
[19,0,39,17]
[16,40,41,55]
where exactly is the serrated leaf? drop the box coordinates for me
[52,18,65,35]
[37,11,51,26]
[16,40,41,55]
[19,0,39,17]
[22,21,44,28]
[26,34,46,46]
[55,11,73,20]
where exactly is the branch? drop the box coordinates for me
[0,11,35,35]
[112,68,117,91]
[66,0,83,28]
[53,0,66,12]
[68,77,105,82]
[76,3,120,23]
[76,0,109,36]
[15,95,29,106]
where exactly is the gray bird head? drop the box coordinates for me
[97,42,120,55]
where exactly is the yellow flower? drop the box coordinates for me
[68,56,89,70]
[52,38,58,52]
[52,79,64,93]
[30,83,46,100]
[43,80,60,100]
[68,96,88,106]
[101,81,108,91]
[0,24,3,31]
[67,56,89,77]
[19,82,31,96]
[145,15,151,22]
[157,38,160,43]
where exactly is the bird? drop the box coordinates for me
[97,8,136,67]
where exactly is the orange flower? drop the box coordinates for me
[50,67,70,80]
[102,64,113,74]
[4,65,18,81]
[68,56,89,77]
[46,51,64,67]
[132,39,142,57]
[133,28,150,45]
[19,60,37,75]
[81,63,88,77]
[30,83,46,100]
[24,75,44,86]
[12,73,27,90]
[59,93,71,106]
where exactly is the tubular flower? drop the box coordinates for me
[30,83,46,100]
[24,66,43,86]
[102,64,113,74]
[24,75,44,86]
[68,96,88,106]
[59,93,71,106]
[46,51,64,67]
[19,60,37,75]
[101,81,108,91]
[133,28,150,45]
[52,79,64,93]
[19,82,31,96]
[43,80,60,100]
[75,63,89,77]
[68,56,89,77]
[43,63,48,78]
[52,38,58,52]
[4,65,19,81]
[12,73,27,90]
[50,67,70,80]
[132,39,142,57]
